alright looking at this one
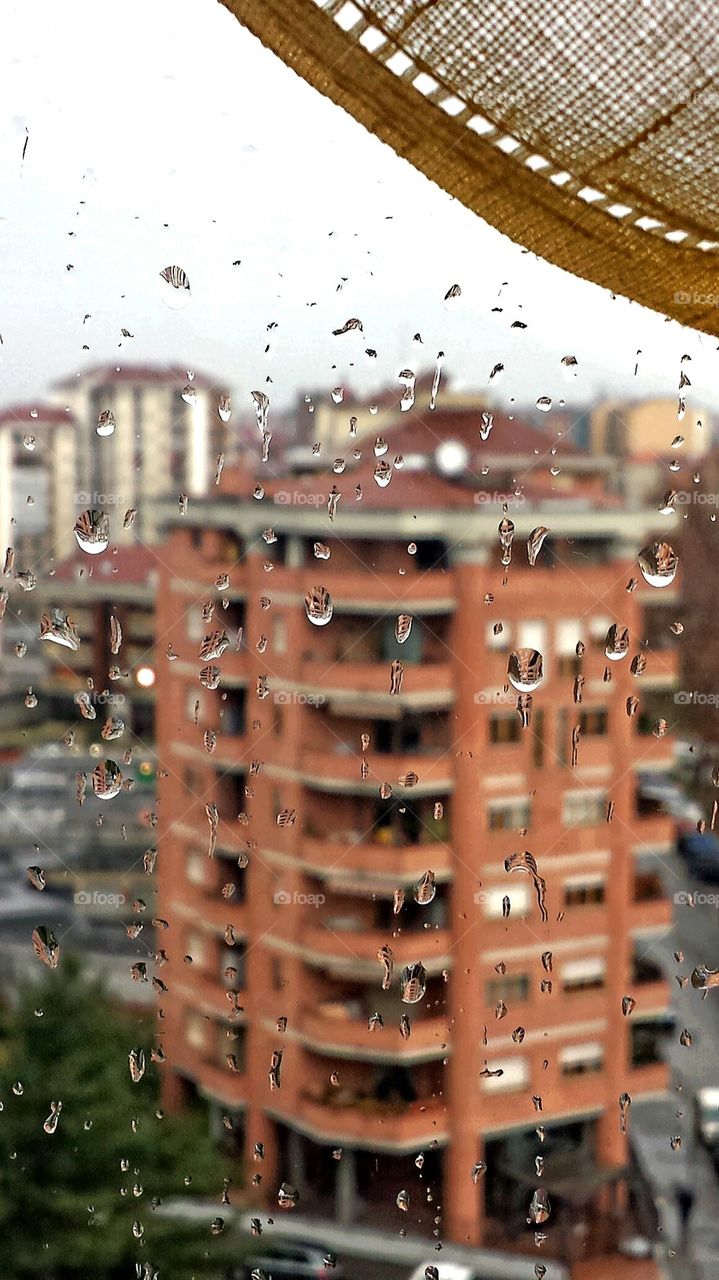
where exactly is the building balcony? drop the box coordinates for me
[632,732,676,769]
[299,748,453,794]
[300,922,452,975]
[298,1006,449,1061]
[299,834,451,885]
[294,1093,448,1151]
[297,660,453,709]
[207,730,249,770]
[173,1050,246,1109]
[629,895,673,935]
[626,1060,669,1096]
[639,646,680,685]
[628,977,671,1016]
[630,811,675,850]
[269,565,455,613]
[169,889,248,937]
[217,649,249,685]
[175,974,245,1023]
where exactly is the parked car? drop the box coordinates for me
[408,1267,481,1280]
[677,832,719,882]
[695,1087,719,1151]
[235,1241,342,1280]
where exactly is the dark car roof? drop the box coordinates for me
[682,833,719,854]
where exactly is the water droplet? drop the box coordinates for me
[528,1189,551,1224]
[43,1101,62,1135]
[508,648,543,692]
[374,460,392,488]
[400,962,427,1004]
[691,965,719,990]
[535,396,552,413]
[504,850,547,923]
[305,586,333,627]
[39,610,81,651]
[218,394,232,422]
[413,871,436,905]
[277,1182,298,1210]
[638,541,678,588]
[604,624,630,661]
[399,369,415,412]
[479,411,494,442]
[527,527,549,566]
[377,945,394,990]
[96,409,115,438]
[622,995,635,1016]
[159,265,190,308]
[679,1028,693,1047]
[74,509,110,554]
[32,925,60,969]
[92,759,123,800]
[396,1189,410,1212]
[129,1048,146,1083]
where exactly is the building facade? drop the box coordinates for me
[153,420,677,1267]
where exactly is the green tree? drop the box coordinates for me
[0,957,240,1280]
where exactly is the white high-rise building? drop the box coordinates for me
[49,364,231,545]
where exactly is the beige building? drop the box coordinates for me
[590,398,711,461]
[49,364,231,545]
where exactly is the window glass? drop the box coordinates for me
[1,1,707,1271]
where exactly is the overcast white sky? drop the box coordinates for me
[1,0,718,426]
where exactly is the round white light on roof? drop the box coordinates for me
[435,440,469,475]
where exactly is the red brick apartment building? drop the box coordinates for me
[154,407,677,1267]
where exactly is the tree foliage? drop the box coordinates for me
[0,957,238,1280]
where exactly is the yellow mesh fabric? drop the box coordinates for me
[221,0,719,334]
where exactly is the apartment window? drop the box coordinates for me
[555,619,582,677]
[561,957,606,992]
[532,708,545,768]
[186,850,208,887]
[186,930,210,968]
[222,943,246,988]
[271,956,285,990]
[183,767,203,795]
[221,1023,247,1073]
[517,620,547,655]
[480,1058,529,1093]
[588,615,612,649]
[489,714,521,745]
[578,707,609,736]
[560,1042,604,1076]
[186,688,204,722]
[273,703,284,738]
[487,799,531,831]
[272,615,288,655]
[486,620,510,650]
[562,789,607,826]
[563,876,606,907]
[486,973,530,1004]
[186,609,204,642]
[185,1013,208,1053]
[480,884,531,919]
[631,1018,671,1067]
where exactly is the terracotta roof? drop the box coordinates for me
[53,543,161,586]
[376,405,583,458]
[0,405,74,428]
[52,364,225,393]
[245,456,621,512]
